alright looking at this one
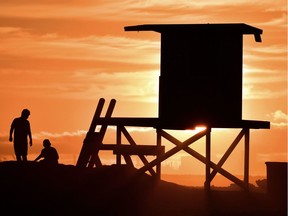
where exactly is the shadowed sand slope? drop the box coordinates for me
[0,161,286,216]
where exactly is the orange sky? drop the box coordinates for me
[0,0,287,186]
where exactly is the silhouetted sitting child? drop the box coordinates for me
[35,139,59,165]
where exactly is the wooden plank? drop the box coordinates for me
[160,129,247,189]
[123,155,134,167]
[156,129,162,179]
[88,99,116,168]
[209,129,245,180]
[76,98,105,168]
[116,126,121,165]
[88,98,105,133]
[113,145,165,155]
[94,144,164,155]
[92,117,159,127]
[137,129,208,174]
[183,146,246,189]
[98,144,118,150]
[244,128,250,189]
[205,129,211,191]
[121,127,157,176]
[93,117,270,129]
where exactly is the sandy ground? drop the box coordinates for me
[0,161,286,216]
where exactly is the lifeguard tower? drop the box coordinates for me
[76,23,270,191]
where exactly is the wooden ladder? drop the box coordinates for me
[76,98,116,168]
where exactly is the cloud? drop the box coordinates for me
[23,126,155,141]
[243,73,286,85]
[0,29,160,64]
[249,45,287,55]
[0,26,161,102]
[33,130,87,139]
[243,84,287,100]
[244,47,287,66]
[0,1,226,20]
[1,0,285,25]
[267,110,288,127]
[0,27,23,34]
[0,68,159,102]
[257,152,287,162]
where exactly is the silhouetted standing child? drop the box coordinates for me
[9,109,33,162]
[35,139,59,165]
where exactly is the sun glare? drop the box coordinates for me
[184,126,207,134]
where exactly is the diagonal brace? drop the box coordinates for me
[121,126,156,176]
[209,128,246,181]
[159,129,246,189]
[137,129,208,174]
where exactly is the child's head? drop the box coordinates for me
[43,139,51,148]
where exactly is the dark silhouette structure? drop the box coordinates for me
[9,108,33,162]
[35,139,59,165]
[77,23,270,191]
[125,23,265,129]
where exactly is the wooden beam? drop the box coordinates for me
[121,126,157,176]
[88,99,116,168]
[183,145,247,189]
[156,129,162,179]
[205,129,211,191]
[209,129,246,180]
[76,98,105,168]
[137,129,208,174]
[123,155,134,167]
[93,117,269,129]
[116,126,121,165]
[113,145,164,155]
[159,129,247,189]
[244,128,250,189]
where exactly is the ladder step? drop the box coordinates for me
[113,145,165,155]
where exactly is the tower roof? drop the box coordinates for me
[124,23,262,42]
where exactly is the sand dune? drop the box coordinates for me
[0,161,286,216]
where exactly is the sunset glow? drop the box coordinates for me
[0,0,286,186]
